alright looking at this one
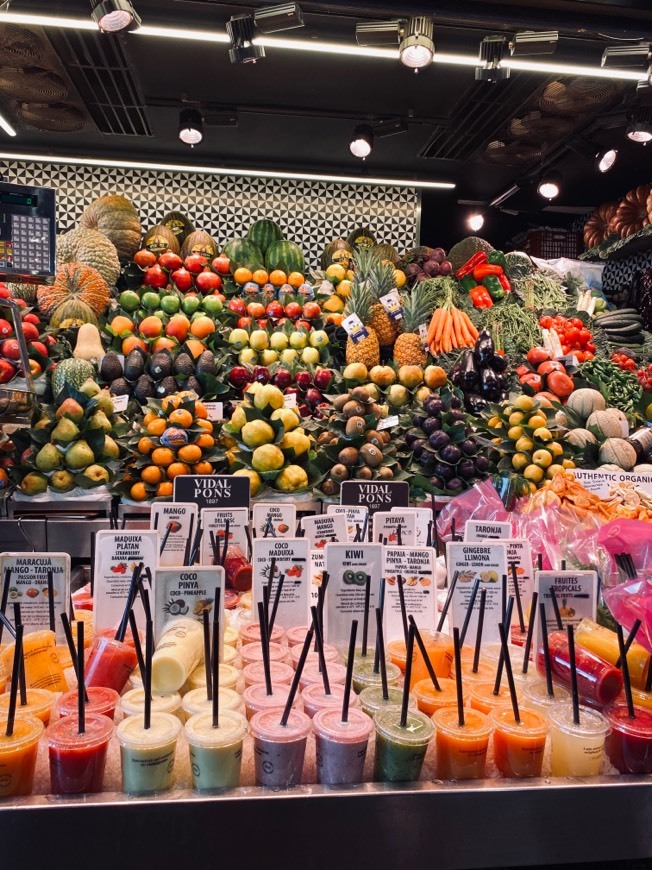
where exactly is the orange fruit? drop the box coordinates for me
[196,419,213,432]
[192,461,213,474]
[194,401,208,419]
[167,461,191,480]
[143,411,157,427]
[190,316,216,340]
[152,336,178,353]
[233,267,253,286]
[185,339,206,359]
[178,443,202,464]
[168,408,193,428]
[194,433,214,449]
[252,269,269,285]
[122,335,147,355]
[166,313,191,343]
[110,315,134,334]
[139,315,163,338]
[269,270,287,287]
[141,465,164,485]
[288,271,304,288]
[146,418,167,437]
[325,313,344,326]
[156,481,173,497]
[151,447,175,467]
[161,395,181,413]
[138,436,155,455]
[130,482,148,502]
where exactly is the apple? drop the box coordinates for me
[238,348,258,366]
[294,371,312,390]
[259,349,279,366]
[237,317,252,329]
[20,322,39,342]
[252,365,270,384]
[212,254,230,274]
[0,285,11,298]
[289,331,308,350]
[23,313,40,325]
[184,254,208,274]
[249,329,269,352]
[201,296,223,316]
[227,328,249,349]
[305,387,323,406]
[1,339,21,361]
[229,366,250,388]
[298,403,311,418]
[227,298,247,317]
[29,341,49,357]
[0,319,12,338]
[270,333,289,351]
[280,349,298,365]
[273,370,293,390]
[195,271,222,294]
[284,302,302,320]
[144,264,169,289]
[170,267,193,292]
[158,251,183,271]
[309,329,329,348]
[284,386,300,399]
[301,347,320,365]
[313,368,333,391]
[0,359,14,383]
[266,301,284,320]
[247,302,266,319]
[302,301,321,320]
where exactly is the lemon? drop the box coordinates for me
[515,436,535,453]
[487,415,503,429]
[546,464,566,479]
[271,408,300,431]
[562,458,576,469]
[253,384,285,411]
[508,411,525,426]
[233,468,262,497]
[252,444,285,472]
[275,464,309,492]
[325,263,346,282]
[548,441,564,457]
[523,464,544,484]
[527,414,547,430]
[230,406,247,432]
[533,426,552,442]
[513,395,535,413]
[241,420,275,448]
[507,426,524,441]
[280,430,311,456]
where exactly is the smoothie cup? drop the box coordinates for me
[548,704,609,777]
[301,682,358,719]
[481,643,532,683]
[434,706,492,780]
[152,617,204,693]
[0,661,6,694]
[243,661,294,690]
[57,687,120,721]
[182,687,244,721]
[0,687,57,724]
[352,659,401,694]
[290,644,340,671]
[537,631,623,707]
[412,678,461,717]
[116,712,182,794]
[604,704,652,774]
[373,707,434,783]
[522,680,571,715]
[470,681,520,716]
[239,621,286,646]
[627,687,652,712]
[360,685,417,718]
[188,663,240,693]
[250,708,312,788]
[223,625,239,648]
[576,618,650,690]
[491,706,549,778]
[85,635,138,694]
[387,630,453,685]
[119,688,183,720]
[1,629,68,693]
[286,626,311,647]
[240,642,289,669]
[300,662,348,691]
[48,713,113,795]
[186,710,248,790]
[242,683,302,720]
[0,714,44,797]
[449,657,495,684]
[314,707,373,785]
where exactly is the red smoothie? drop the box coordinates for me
[537,630,622,707]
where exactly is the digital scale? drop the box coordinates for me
[0,180,56,283]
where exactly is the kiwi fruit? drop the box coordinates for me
[350,386,370,403]
[317,432,333,445]
[332,394,351,412]
[331,464,350,482]
[343,400,365,418]
[322,478,340,496]
[376,466,394,480]
[365,430,383,448]
[338,446,359,467]
[379,431,391,444]
[369,404,385,420]
[360,443,383,468]
[355,466,373,480]
[345,416,366,437]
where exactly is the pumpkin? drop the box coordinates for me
[57,227,120,287]
[371,243,400,265]
[586,409,627,439]
[180,230,219,260]
[583,202,619,249]
[565,428,597,449]
[635,464,652,473]
[320,239,352,271]
[142,224,180,256]
[599,438,637,470]
[160,211,195,246]
[80,194,142,260]
[565,388,606,421]
[49,298,98,329]
[7,283,38,304]
[73,323,105,361]
[38,263,110,320]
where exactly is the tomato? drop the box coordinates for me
[519,372,543,393]
[538,360,565,376]
[564,327,580,345]
[547,370,575,399]
[578,328,592,347]
[527,347,552,366]
[586,342,596,353]
[574,351,585,363]
[539,315,553,329]
[571,317,584,329]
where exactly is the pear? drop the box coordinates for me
[49,469,75,492]
[84,464,110,484]
[56,398,85,423]
[34,415,51,431]
[51,417,80,445]
[80,378,101,398]
[101,435,120,461]
[20,471,48,496]
[89,410,112,434]
[65,440,94,470]
[94,390,115,416]
[35,443,63,473]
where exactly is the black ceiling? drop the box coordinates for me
[1,0,651,246]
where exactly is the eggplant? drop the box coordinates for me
[490,352,508,372]
[465,392,488,414]
[460,350,479,390]
[449,367,462,386]
[474,330,495,366]
[480,366,500,399]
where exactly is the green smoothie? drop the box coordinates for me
[116,712,181,794]
[185,710,247,790]
[373,708,435,782]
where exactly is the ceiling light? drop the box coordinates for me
[227,15,265,63]
[178,108,203,146]
[627,107,652,143]
[399,16,434,71]
[601,44,650,69]
[476,36,509,82]
[467,213,484,232]
[501,57,645,81]
[595,148,617,173]
[91,0,140,33]
[349,124,373,159]
[509,31,558,56]
[537,172,562,200]
[355,20,402,48]
[253,3,304,35]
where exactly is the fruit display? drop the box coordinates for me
[515,348,575,403]
[539,314,596,362]
[578,357,642,416]
[79,193,142,261]
[0,292,57,385]
[593,309,646,352]
[119,391,223,501]
[450,330,510,413]
[230,364,336,420]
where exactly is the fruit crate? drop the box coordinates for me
[511,227,582,260]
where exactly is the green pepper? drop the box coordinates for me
[459,275,476,293]
[487,250,507,269]
[482,274,506,301]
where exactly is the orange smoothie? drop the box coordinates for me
[387,631,453,687]
[0,687,58,724]
[0,714,44,797]
[1,629,68,693]
[469,681,518,716]
[413,678,462,716]
[434,706,492,780]
[491,706,549,778]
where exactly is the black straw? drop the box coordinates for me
[310,605,330,695]
[615,619,641,669]
[396,575,409,647]
[472,589,487,674]
[5,624,23,737]
[400,624,414,727]
[342,619,358,722]
[128,610,146,684]
[47,570,55,632]
[521,591,538,674]
[510,562,525,632]
[567,624,580,726]
[539,602,554,697]
[617,623,636,720]
[459,577,481,646]
[493,597,514,695]
[257,601,273,696]
[361,572,371,657]
[550,587,563,630]
[202,611,212,702]
[436,571,458,633]
[212,587,221,728]
[453,627,464,728]
[115,563,142,642]
[280,626,314,727]
[13,604,25,705]
[376,608,389,700]
[144,618,153,730]
[77,619,85,734]
[498,621,519,724]
[61,613,89,702]
[269,573,285,635]
[409,615,441,692]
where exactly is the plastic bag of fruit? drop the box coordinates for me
[436,478,510,542]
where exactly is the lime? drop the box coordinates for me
[182,296,201,316]
[202,296,223,316]
[141,291,161,311]
[119,290,141,312]
[160,295,181,315]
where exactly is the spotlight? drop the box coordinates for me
[349,124,374,159]
[253,3,304,35]
[476,36,510,82]
[178,108,203,146]
[467,213,485,232]
[91,0,140,33]
[509,31,558,56]
[355,20,402,48]
[627,107,652,143]
[595,148,617,173]
[537,172,562,200]
[399,16,434,71]
[227,15,265,64]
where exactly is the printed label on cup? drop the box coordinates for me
[150,503,198,567]
[253,503,296,539]
[300,514,348,549]
[324,543,383,648]
[446,541,507,643]
[252,538,311,628]
[383,546,436,640]
[0,552,70,643]
[200,508,249,565]
[94,531,159,633]
[153,566,224,654]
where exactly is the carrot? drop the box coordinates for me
[427,308,443,344]
[441,311,453,353]
[457,310,475,346]
[462,312,479,340]
[451,308,462,348]
[433,307,447,347]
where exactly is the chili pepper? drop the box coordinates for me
[473,263,504,282]
[459,274,476,293]
[456,251,487,279]
[497,273,511,293]
[482,275,505,301]
[469,285,493,308]
[486,250,507,269]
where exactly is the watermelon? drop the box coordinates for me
[265,240,305,275]
[223,238,265,271]
[320,239,352,271]
[246,219,283,255]
[52,358,95,398]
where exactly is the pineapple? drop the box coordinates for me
[344,280,380,368]
[393,284,436,367]
[354,249,399,347]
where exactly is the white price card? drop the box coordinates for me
[382,546,436,642]
[112,393,129,413]
[300,513,348,549]
[253,503,296,539]
[533,570,598,654]
[446,541,507,644]
[200,508,250,565]
[505,539,534,629]
[464,520,512,541]
[0,553,70,643]
[309,549,325,609]
[93,531,158,633]
[252,538,311,628]
[324,543,383,650]
[372,511,416,547]
[326,505,368,542]
[153,565,224,656]
[203,402,224,422]
[396,507,433,547]
[151,502,198,567]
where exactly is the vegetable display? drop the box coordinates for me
[450,330,509,413]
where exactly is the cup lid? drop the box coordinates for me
[433,705,493,738]
[57,686,119,716]
[243,662,294,685]
[374,707,435,745]
[116,711,181,749]
[489,705,549,736]
[549,702,610,737]
[182,687,243,715]
[185,710,248,747]
[243,682,292,705]
[413,678,458,700]
[605,703,652,737]
[250,708,312,743]
[0,713,44,748]
[302,682,351,706]
[48,712,114,749]
[119,688,181,715]
[313,707,373,743]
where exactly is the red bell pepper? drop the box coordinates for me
[498,273,511,293]
[469,285,493,308]
[473,263,504,282]
[456,251,487,279]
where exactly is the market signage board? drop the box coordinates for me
[173,475,250,509]
[0,552,70,643]
[382,546,436,642]
[464,520,512,541]
[446,542,507,643]
[324,543,383,649]
[150,503,198,567]
[534,570,598,654]
[309,549,325,608]
[93,531,158,632]
[340,480,409,515]
[571,468,652,498]
[153,565,224,659]
[504,539,534,629]
[396,507,433,547]
[372,511,417,546]
[252,503,297,539]
[326,505,369,542]
[200,508,249,565]
[300,513,348,549]
[252,538,310,628]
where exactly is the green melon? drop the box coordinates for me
[160,211,195,246]
[347,226,376,251]
[265,240,305,275]
[246,219,283,255]
[223,238,265,271]
[371,243,399,265]
[504,251,535,280]
[320,239,352,271]
[51,358,96,398]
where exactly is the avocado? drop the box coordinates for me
[134,374,155,403]
[150,352,173,381]
[174,352,195,376]
[196,350,217,376]
[109,378,132,397]
[100,351,124,383]
[155,376,178,398]
[124,348,147,382]
[185,375,202,396]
